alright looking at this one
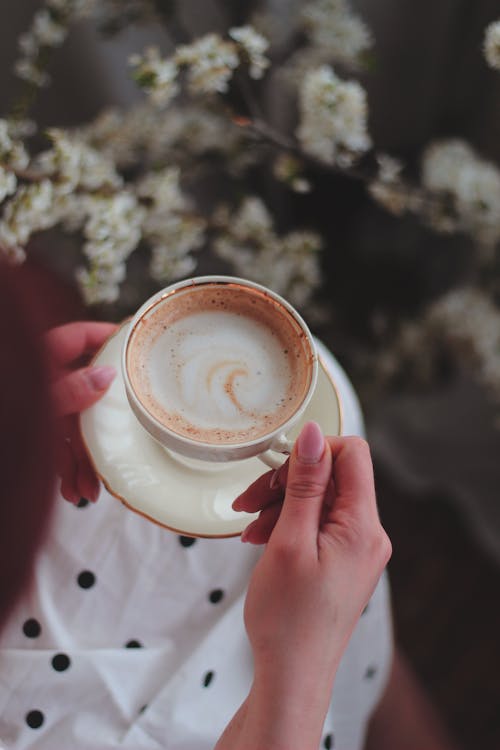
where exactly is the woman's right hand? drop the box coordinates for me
[217,423,391,750]
[44,321,117,504]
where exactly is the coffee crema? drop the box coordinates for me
[126,283,313,445]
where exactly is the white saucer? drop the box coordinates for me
[80,322,342,538]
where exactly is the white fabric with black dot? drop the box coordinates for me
[0,350,393,750]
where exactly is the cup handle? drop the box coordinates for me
[258,434,295,469]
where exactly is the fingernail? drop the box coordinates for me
[87,365,116,391]
[297,421,324,464]
[232,496,242,511]
[240,522,254,542]
[269,469,280,489]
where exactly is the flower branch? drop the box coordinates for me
[2,0,500,416]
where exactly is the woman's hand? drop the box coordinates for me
[44,322,117,504]
[217,422,391,750]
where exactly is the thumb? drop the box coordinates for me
[273,421,332,544]
[53,365,116,416]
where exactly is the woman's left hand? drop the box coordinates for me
[44,321,117,504]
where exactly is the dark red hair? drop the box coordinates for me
[0,262,58,625]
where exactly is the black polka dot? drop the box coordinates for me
[77,498,90,508]
[209,589,224,604]
[77,571,96,589]
[203,670,214,687]
[179,536,196,548]
[51,653,71,672]
[323,733,334,749]
[139,704,147,714]
[23,618,41,638]
[364,665,378,680]
[125,639,143,649]
[26,710,44,729]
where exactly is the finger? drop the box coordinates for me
[267,459,289,492]
[241,502,283,545]
[53,365,116,416]
[57,440,79,504]
[232,467,285,513]
[325,436,378,522]
[272,421,332,545]
[320,478,336,523]
[44,322,117,373]
[68,418,101,502]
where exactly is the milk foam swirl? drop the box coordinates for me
[127,287,311,444]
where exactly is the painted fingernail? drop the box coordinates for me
[297,421,324,464]
[87,365,116,391]
[232,496,242,511]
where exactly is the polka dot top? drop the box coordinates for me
[0,347,393,750]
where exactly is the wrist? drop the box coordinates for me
[238,659,338,750]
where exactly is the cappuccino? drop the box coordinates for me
[126,283,313,445]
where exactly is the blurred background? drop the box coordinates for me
[2,2,500,748]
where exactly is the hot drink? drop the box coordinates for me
[126,282,314,445]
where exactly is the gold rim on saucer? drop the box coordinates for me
[79,320,342,538]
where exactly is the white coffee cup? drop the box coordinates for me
[122,276,319,468]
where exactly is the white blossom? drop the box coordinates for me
[136,167,186,213]
[484,20,500,70]
[137,167,205,283]
[0,168,17,204]
[300,0,373,65]
[55,190,89,232]
[77,103,243,168]
[369,182,414,217]
[32,9,67,46]
[129,47,179,107]
[175,34,239,94]
[16,9,66,70]
[144,105,242,158]
[0,120,30,170]
[381,286,500,399]
[455,162,500,240]
[229,25,270,79]
[149,217,205,282]
[76,191,145,303]
[83,192,144,264]
[422,140,500,244]
[75,108,140,167]
[429,288,500,395]
[0,121,13,155]
[297,66,371,165]
[376,153,403,183]
[14,59,50,87]
[0,180,58,260]
[273,154,312,193]
[214,197,322,307]
[421,140,472,193]
[230,197,274,241]
[6,119,37,139]
[18,32,38,59]
[34,128,122,193]
[0,224,27,263]
[76,264,126,305]
[368,154,411,215]
[14,5,70,88]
